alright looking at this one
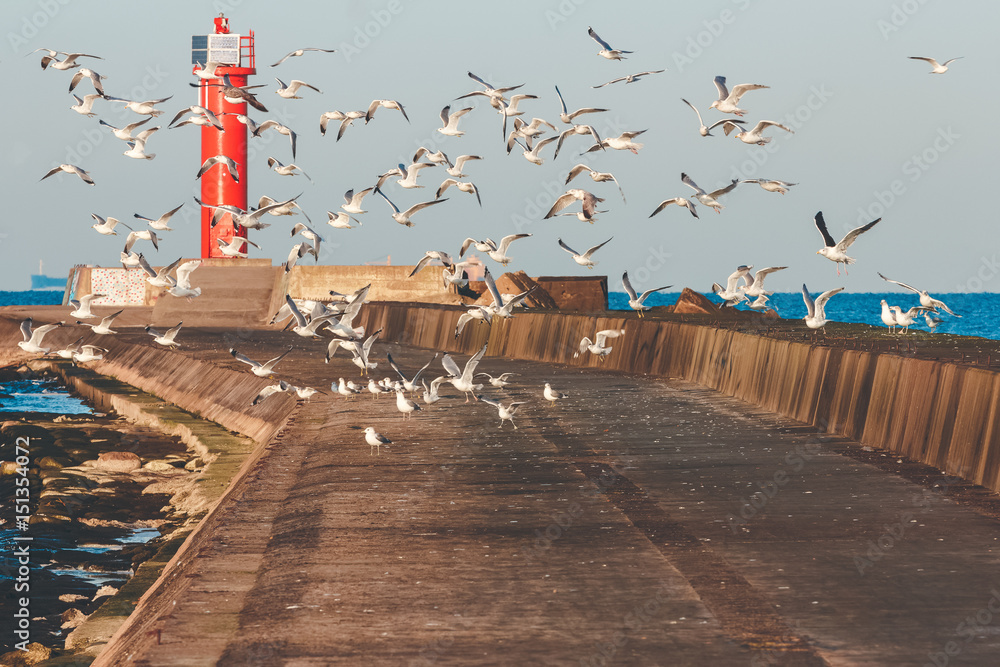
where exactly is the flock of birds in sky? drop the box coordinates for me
[15,24,968,449]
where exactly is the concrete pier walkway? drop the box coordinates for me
[72,330,1000,666]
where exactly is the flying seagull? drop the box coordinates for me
[41,164,94,185]
[877,273,961,317]
[554,85,608,124]
[909,56,962,74]
[230,346,294,377]
[710,76,769,116]
[477,395,528,430]
[622,271,671,317]
[814,211,881,275]
[18,318,64,354]
[197,155,239,183]
[587,26,632,60]
[681,173,739,213]
[271,47,337,67]
[681,98,743,137]
[557,237,613,268]
[592,70,665,88]
[566,164,626,203]
[649,197,698,219]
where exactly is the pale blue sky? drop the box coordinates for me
[2,0,995,293]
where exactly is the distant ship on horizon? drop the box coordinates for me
[29,260,65,290]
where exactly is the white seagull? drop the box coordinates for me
[342,187,374,214]
[255,120,298,158]
[681,98,743,137]
[69,93,104,117]
[371,187,447,227]
[623,271,671,317]
[41,164,94,186]
[802,284,844,330]
[77,309,123,335]
[554,85,607,125]
[437,105,474,137]
[446,154,483,178]
[814,212,881,275]
[441,344,488,402]
[395,388,422,420]
[274,77,321,99]
[100,117,153,141]
[365,99,409,124]
[319,110,365,140]
[877,273,961,317]
[478,395,528,430]
[592,70,665,88]
[167,260,202,299]
[681,173,740,214]
[543,383,568,404]
[481,234,532,267]
[880,300,898,333]
[145,321,183,347]
[712,265,753,306]
[327,211,361,229]
[724,119,794,145]
[587,26,633,60]
[134,203,184,231]
[17,318,64,354]
[710,76,769,116]
[543,189,605,221]
[137,256,182,287]
[558,237,613,269]
[742,266,788,298]
[105,95,172,117]
[436,179,481,206]
[196,155,240,183]
[649,197,698,219]
[575,328,626,360]
[890,306,930,333]
[364,427,392,455]
[69,293,107,319]
[270,48,337,67]
[741,179,797,195]
[909,56,962,74]
[566,164,626,203]
[266,157,312,182]
[387,352,438,392]
[90,214,131,236]
[252,381,292,406]
[230,346,293,377]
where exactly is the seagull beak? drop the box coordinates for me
[815,250,821,254]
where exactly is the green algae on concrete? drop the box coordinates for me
[26,359,258,664]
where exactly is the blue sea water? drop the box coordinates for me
[0,290,63,307]
[0,378,93,414]
[609,291,998,340]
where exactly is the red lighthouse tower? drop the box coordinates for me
[191,15,256,258]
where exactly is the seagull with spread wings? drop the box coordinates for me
[622,272,672,317]
[878,273,961,317]
[814,212,881,275]
[709,75,769,116]
[592,69,664,88]
[908,56,962,74]
[270,47,336,67]
[802,284,844,331]
[557,237,613,268]
[587,26,633,60]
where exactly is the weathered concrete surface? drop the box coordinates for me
[67,335,1000,666]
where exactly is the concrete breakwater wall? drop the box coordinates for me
[355,303,1000,494]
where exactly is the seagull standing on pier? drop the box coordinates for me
[364,427,392,455]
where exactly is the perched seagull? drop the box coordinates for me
[37,50,101,70]
[880,300,898,333]
[554,85,607,125]
[145,321,183,347]
[319,110,365,140]
[454,306,493,338]
[712,265,753,306]
[543,383,568,404]
[342,187,374,214]
[741,178,797,195]
[137,256,182,287]
[801,284,844,330]
[274,77,321,99]
[291,386,323,401]
[105,95,173,117]
[266,157,312,182]
[72,345,107,363]
[623,271,671,317]
[437,105,474,136]
[742,266,788,298]
[388,352,438,392]
[681,173,739,214]
[167,260,202,298]
[217,235,261,258]
[587,26,633,60]
[554,124,603,159]
[68,67,106,96]
[69,293,107,319]
[566,164,626,203]
[327,211,361,229]
[100,117,152,141]
[365,99,409,124]
[408,250,454,277]
[557,237,613,268]
[368,378,390,399]
[230,346,293,377]
[255,120,298,158]
[17,319,63,355]
[877,273,961,317]
[196,155,240,183]
[90,214,131,236]
[270,47,337,67]
[649,197,698,219]
[512,136,559,165]
[364,427,392,455]
[134,203,183,231]
[710,76,769,116]
[575,329,626,360]
[478,396,528,430]
[395,387,422,419]
[909,56,963,74]
[442,344,488,402]
[436,178,481,206]
[482,234,532,266]
[592,70,665,88]
[252,380,292,406]
[476,372,517,389]
[724,119,794,145]
[544,189,605,221]
[69,93,104,117]
[583,130,647,154]
[446,155,483,178]
[681,98,742,137]
[372,187,447,227]
[77,309,123,335]
[41,164,94,185]
[125,229,159,253]
[814,212,881,275]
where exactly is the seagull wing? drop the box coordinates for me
[638,285,672,303]
[230,348,263,369]
[409,254,435,278]
[836,218,881,251]
[544,192,578,218]
[587,27,613,51]
[814,212,836,248]
[557,238,579,257]
[729,83,769,103]
[441,353,462,378]
[814,288,844,316]
[401,198,447,218]
[554,85,568,114]
[707,180,740,198]
[712,75,730,101]
[801,284,816,319]
[462,344,489,382]
[566,164,591,183]
[584,236,613,258]
[497,233,531,254]
[595,328,625,347]
[285,294,308,328]
[484,268,504,307]
[877,272,920,294]
[621,272,638,301]
[680,172,706,195]
[909,56,940,67]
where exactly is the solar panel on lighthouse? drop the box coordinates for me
[191,34,242,66]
